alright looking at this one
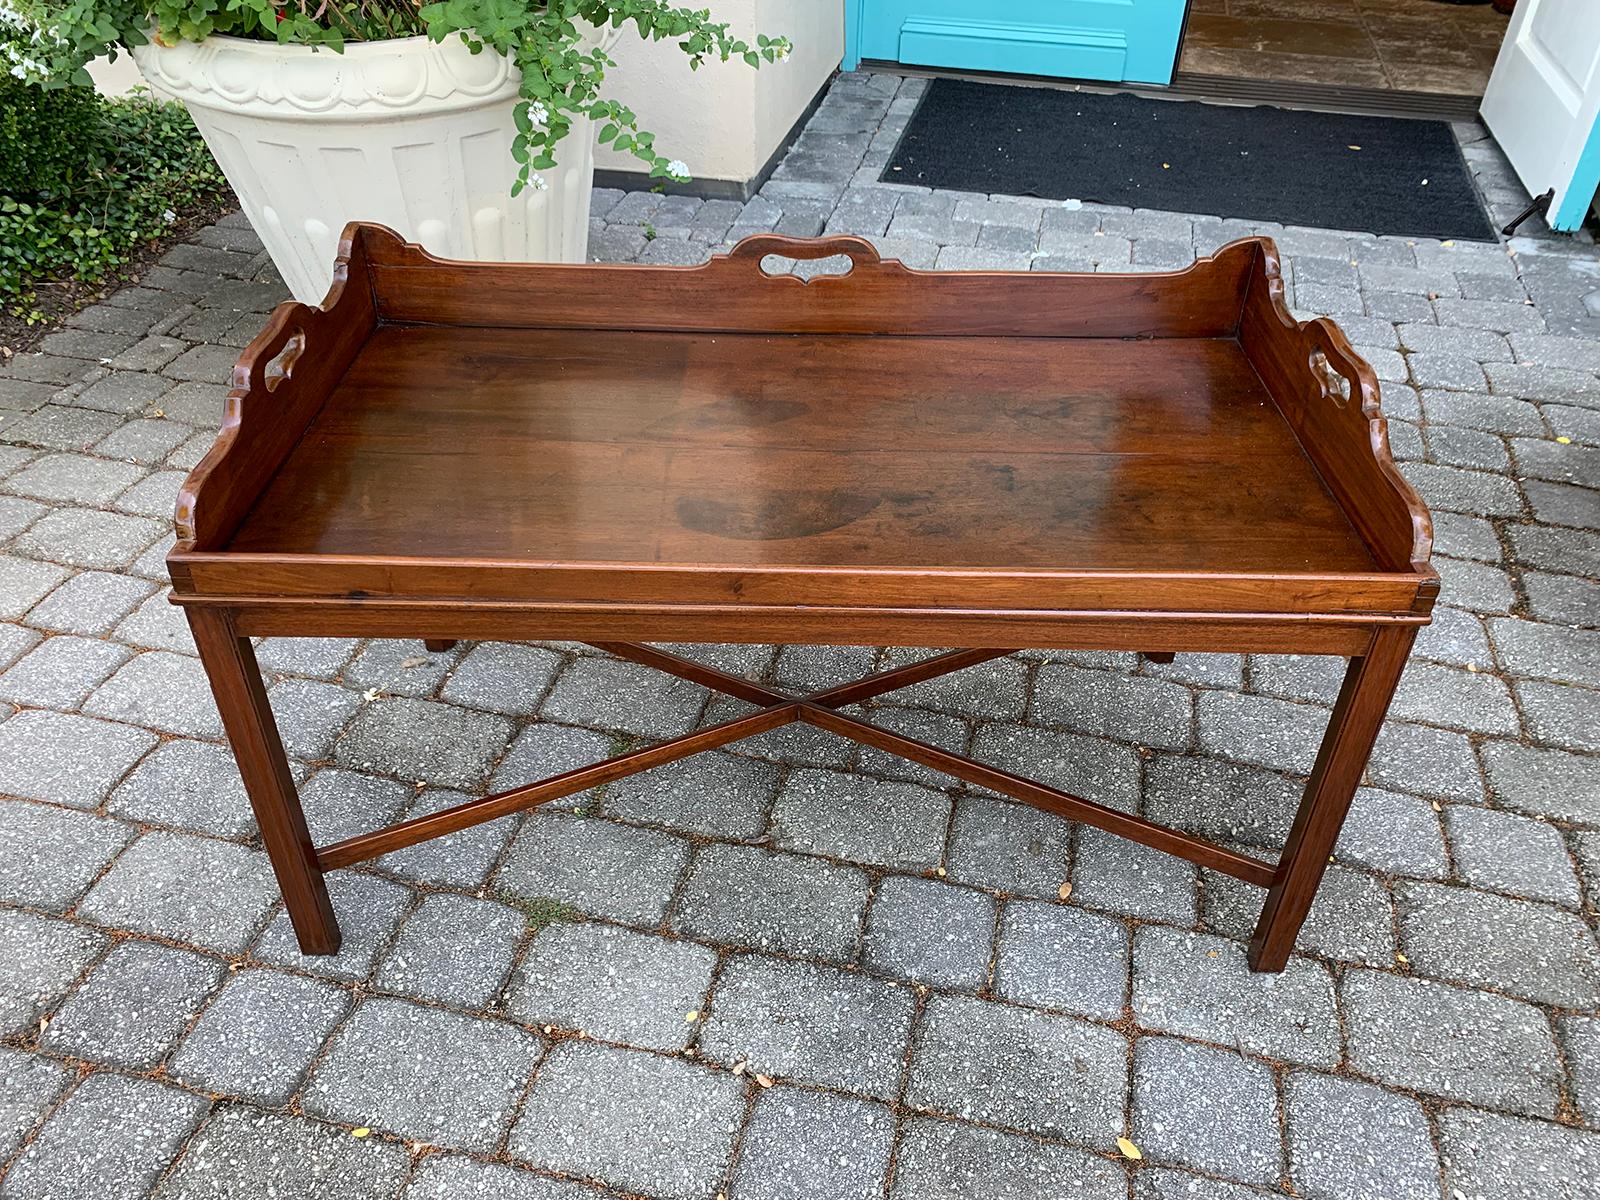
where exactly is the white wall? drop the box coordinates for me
[88,51,143,96]
[594,0,842,186]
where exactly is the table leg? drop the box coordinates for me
[424,640,457,652]
[1249,626,1416,972]
[188,607,341,954]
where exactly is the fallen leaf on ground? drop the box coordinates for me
[1058,882,1073,901]
[352,1128,371,1138]
[1117,1137,1142,1160]
[400,655,429,668]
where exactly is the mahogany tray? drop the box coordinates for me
[169,223,1437,973]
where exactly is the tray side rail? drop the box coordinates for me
[1237,238,1436,583]
[173,227,379,553]
[349,222,1260,339]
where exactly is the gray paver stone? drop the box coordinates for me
[1396,881,1600,1007]
[80,830,278,952]
[106,739,257,839]
[971,723,1143,814]
[671,842,868,961]
[700,954,914,1099]
[24,569,154,635]
[731,1086,893,1200]
[944,794,1074,897]
[994,900,1128,1019]
[84,650,222,737]
[0,1047,73,1161]
[0,1074,206,1200]
[1445,804,1582,906]
[168,969,350,1103]
[0,910,105,1037]
[509,1040,743,1200]
[861,874,995,991]
[303,997,541,1152]
[905,993,1127,1146]
[1286,1072,1441,1200]
[1482,741,1600,824]
[1031,664,1194,750]
[604,749,780,838]
[254,870,413,982]
[334,697,511,788]
[1132,926,1339,1067]
[1342,968,1562,1115]
[541,655,708,738]
[509,920,713,1050]
[1439,1108,1600,1200]
[1071,826,1199,923]
[496,812,689,924]
[154,1106,411,1200]
[1203,864,1395,967]
[296,767,411,845]
[13,507,165,570]
[375,892,525,1008]
[890,1117,1127,1200]
[0,799,134,911]
[770,767,952,869]
[1132,1036,1282,1187]
[440,641,563,714]
[41,939,223,1069]
[376,788,515,888]
[403,1155,596,1199]
[0,709,155,808]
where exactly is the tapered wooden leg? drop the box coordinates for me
[424,640,457,652]
[1249,627,1416,972]
[188,607,341,954]
[1142,652,1176,664]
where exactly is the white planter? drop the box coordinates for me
[134,28,617,302]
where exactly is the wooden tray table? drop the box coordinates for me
[169,223,1436,973]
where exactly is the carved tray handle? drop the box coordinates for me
[725,233,884,275]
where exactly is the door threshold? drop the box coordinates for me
[859,60,1483,123]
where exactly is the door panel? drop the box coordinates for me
[845,0,1190,86]
[1480,0,1600,231]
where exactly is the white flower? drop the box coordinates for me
[775,44,790,61]
[162,208,178,224]
[527,100,549,126]
[530,173,549,192]
[666,159,689,179]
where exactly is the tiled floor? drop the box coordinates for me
[1,68,1599,1200]
[1180,0,1511,94]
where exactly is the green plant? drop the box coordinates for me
[30,0,792,193]
[501,894,580,932]
[1,33,100,199]
[0,78,228,319]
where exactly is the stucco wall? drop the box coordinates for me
[593,0,842,186]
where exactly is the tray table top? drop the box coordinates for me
[168,225,1435,634]
[227,325,1374,574]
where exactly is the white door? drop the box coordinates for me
[1481,0,1600,232]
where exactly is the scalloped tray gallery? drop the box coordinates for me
[166,223,1437,973]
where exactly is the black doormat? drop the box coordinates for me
[885,78,1497,242]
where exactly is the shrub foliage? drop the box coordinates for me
[0,59,229,320]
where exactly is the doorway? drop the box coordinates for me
[1177,0,1511,98]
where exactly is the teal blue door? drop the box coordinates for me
[844,0,1189,86]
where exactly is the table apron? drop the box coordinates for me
[170,595,1424,654]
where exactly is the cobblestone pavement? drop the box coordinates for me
[2,69,1599,1200]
